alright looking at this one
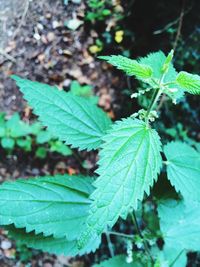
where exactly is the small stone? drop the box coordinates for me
[47,32,55,42]
[1,240,12,250]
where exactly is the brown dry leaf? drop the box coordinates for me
[107,110,115,119]
[68,68,91,84]
[67,167,77,175]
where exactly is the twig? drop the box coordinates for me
[0,48,16,63]
[173,0,186,52]
[12,0,30,39]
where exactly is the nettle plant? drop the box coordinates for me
[0,51,200,266]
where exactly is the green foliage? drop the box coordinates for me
[12,75,111,151]
[139,51,184,101]
[158,199,200,252]
[0,111,72,157]
[7,225,100,256]
[176,71,200,94]
[78,118,162,248]
[0,175,100,255]
[69,80,99,104]
[0,50,199,266]
[86,0,112,22]
[93,255,143,267]
[99,55,153,79]
[164,142,200,202]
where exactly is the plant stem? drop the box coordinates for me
[145,88,162,125]
[105,232,115,257]
[108,231,134,239]
[131,212,155,264]
[145,74,165,125]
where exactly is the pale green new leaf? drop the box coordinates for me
[158,199,200,251]
[139,51,184,100]
[78,118,162,248]
[93,255,143,267]
[176,71,200,94]
[0,175,94,239]
[164,142,200,202]
[99,55,153,79]
[12,76,111,151]
[6,225,100,256]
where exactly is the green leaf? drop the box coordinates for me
[50,140,72,156]
[78,118,162,248]
[6,113,31,138]
[1,137,15,150]
[16,137,32,151]
[164,142,200,202]
[0,175,94,239]
[12,76,112,151]
[158,199,200,251]
[35,147,47,158]
[0,113,6,137]
[176,71,200,94]
[99,55,153,79]
[6,225,100,256]
[93,255,143,267]
[162,246,187,267]
[70,81,99,104]
[36,130,52,144]
[139,51,184,100]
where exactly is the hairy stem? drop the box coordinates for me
[108,231,134,239]
[105,232,115,257]
[131,212,155,264]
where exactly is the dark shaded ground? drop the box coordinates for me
[0,0,200,266]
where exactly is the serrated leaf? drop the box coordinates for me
[6,225,100,256]
[93,255,143,267]
[12,76,111,151]
[139,51,184,100]
[99,55,153,79]
[163,246,187,267]
[158,199,200,251]
[78,118,162,248]
[164,142,200,202]
[176,71,200,94]
[0,175,94,239]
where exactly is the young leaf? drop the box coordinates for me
[139,51,184,100]
[12,76,112,151]
[164,142,200,202]
[93,255,143,267]
[7,225,100,256]
[0,175,94,239]
[158,199,200,251]
[176,71,200,94]
[78,118,162,248]
[99,55,153,79]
